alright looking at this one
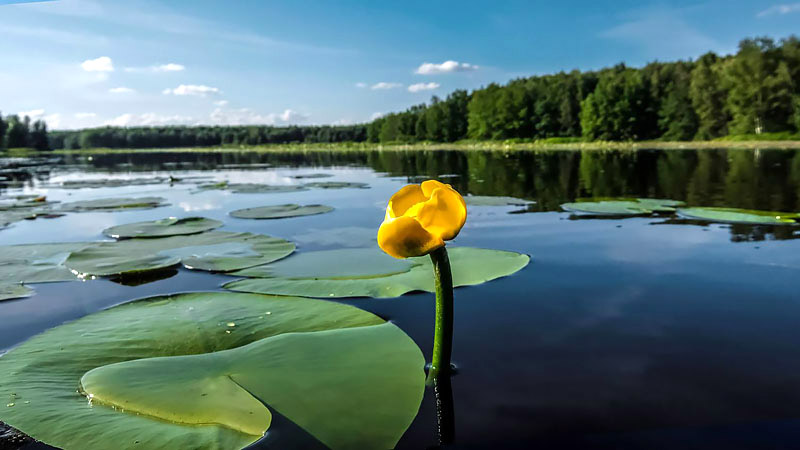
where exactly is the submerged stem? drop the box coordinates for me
[428,246,454,380]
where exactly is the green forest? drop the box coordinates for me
[1,35,799,151]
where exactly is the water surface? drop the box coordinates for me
[2,148,800,449]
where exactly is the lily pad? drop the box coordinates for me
[0,284,33,302]
[226,246,530,298]
[292,173,333,179]
[66,231,295,276]
[0,242,94,283]
[0,292,425,450]
[230,204,334,220]
[103,217,224,239]
[195,182,308,194]
[676,207,800,225]
[58,178,169,189]
[59,197,168,212]
[464,195,534,207]
[303,181,369,189]
[561,198,684,216]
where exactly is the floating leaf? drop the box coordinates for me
[303,181,369,189]
[464,195,534,207]
[561,198,684,216]
[0,242,94,283]
[57,178,169,189]
[0,284,33,302]
[59,197,168,212]
[66,231,294,276]
[226,246,530,298]
[0,292,424,450]
[292,173,333,179]
[677,207,800,225]
[230,204,334,220]
[103,217,223,239]
[195,182,307,194]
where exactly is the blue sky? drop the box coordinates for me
[0,0,797,129]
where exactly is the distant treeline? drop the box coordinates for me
[370,36,800,143]
[0,113,50,151]
[3,35,799,152]
[48,125,367,150]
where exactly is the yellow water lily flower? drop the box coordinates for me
[378,180,467,259]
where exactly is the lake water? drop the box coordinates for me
[2,148,800,449]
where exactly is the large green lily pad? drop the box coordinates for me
[0,242,94,283]
[303,181,369,189]
[561,198,684,216]
[103,217,224,239]
[676,207,800,225]
[59,197,168,212]
[226,246,530,298]
[0,292,425,450]
[464,195,534,207]
[195,182,308,194]
[66,231,295,276]
[230,204,334,220]
[0,283,33,302]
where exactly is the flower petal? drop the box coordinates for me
[378,216,444,259]
[420,180,451,197]
[387,184,427,219]
[415,186,467,241]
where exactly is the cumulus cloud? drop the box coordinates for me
[415,60,478,75]
[125,63,186,73]
[109,87,136,94]
[81,56,114,72]
[371,82,403,90]
[44,113,62,129]
[74,112,97,119]
[163,84,220,96]
[355,82,368,88]
[104,112,196,127]
[18,109,45,118]
[210,107,308,125]
[408,82,440,92]
[370,112,385,120]
[757,3,800,17]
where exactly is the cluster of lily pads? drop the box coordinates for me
[561,198,800,226]
[0,195,170,231]
[0,196,530,449]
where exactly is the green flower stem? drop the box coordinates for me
[428,246,454,380]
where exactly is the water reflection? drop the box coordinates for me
[6,148,798,243]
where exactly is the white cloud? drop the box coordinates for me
[44,113,62,129]
[109,87,136,94]
[757,3,800,17]
[408,82,440,93]
[81,56,114,72]
[125,63,186,73]
[214,100,229,107]
[415,60,478,75]
[75,112,97,119]
[18,109,45,118]
[371,82,403,90]
[355,82,368,88]
[331,118,353,126]
[370,112,385,120]
[104,112,196,127]
[163,84,220,96]
[210,107,309,125]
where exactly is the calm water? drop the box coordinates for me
[2,148,800,450]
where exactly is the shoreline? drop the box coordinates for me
[3,140,800,156]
